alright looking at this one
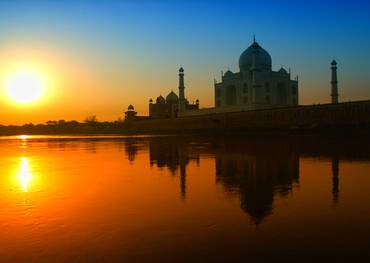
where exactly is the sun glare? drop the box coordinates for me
[5,69,45,104]
[17,157,32,192]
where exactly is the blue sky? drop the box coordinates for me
[0,0,369,123]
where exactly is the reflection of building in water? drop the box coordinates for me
[148,138,200,198]
[123,139,148,163]
[332,157,339,204]
[124,139,139,163]
[127,136,365,223]
[215,148,299,224]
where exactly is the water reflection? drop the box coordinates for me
[148,138,200,198]
[332,157,339,204]
[18,135,30,140]
[17,157,32,192]
[124,138,140,163]
[145,137,301,223]
[141,136,370,224]
[0,135,370,261]
[214,142,299,224]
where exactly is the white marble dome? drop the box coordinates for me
[239,40,272,71]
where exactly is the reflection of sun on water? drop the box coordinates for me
[17,157,33,192]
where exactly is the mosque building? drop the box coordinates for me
[120,38,370,132]
[214,37,299,111]
[125,38,344,121]
[148,67,199,119]
[142,38,299,120]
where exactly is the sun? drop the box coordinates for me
[5,69,45,104]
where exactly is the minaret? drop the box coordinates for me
[331,60,338,104]
[251,39,259,104]
[178,67,186,115]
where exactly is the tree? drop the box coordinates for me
[84,115,97,123]
[46,120,57,125]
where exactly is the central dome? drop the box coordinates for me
[239,40,272,71]
[166,91,179,103]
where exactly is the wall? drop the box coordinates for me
[128,100,370,132]
[215,69,298,111]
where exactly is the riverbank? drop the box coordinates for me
[0,125,369,137]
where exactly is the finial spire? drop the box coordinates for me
[253,34,256,43]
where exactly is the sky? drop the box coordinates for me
[0,0,369,125]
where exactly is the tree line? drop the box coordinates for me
[0,116,133,135]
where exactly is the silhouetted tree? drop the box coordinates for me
[46,120,57,125]
[85,115,97,123]
[69,120,80,126]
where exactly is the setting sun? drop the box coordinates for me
[5,69,45,104]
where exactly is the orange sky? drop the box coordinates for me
[1,1,369,125]
[1,41,370,125]
[0,44,216,125]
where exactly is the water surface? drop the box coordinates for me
[1,135,370,262]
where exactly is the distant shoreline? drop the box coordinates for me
[1,126,369,137]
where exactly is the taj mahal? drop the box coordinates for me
[215,37,298,110]
[125,38,339,121]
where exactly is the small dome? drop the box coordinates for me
[149,98,153,103]
[239,39,272,71]
[179,67,184,72]
[278,67,288,74]
[156,95,165,104]
[224,70,233,77]
[166,91,179,103]
[128,104,134,110]
[331,60,337,66]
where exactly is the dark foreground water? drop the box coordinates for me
[0,135,370,262]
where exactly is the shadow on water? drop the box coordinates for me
[123,134,370,224]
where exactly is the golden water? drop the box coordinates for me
[0,135,369,262]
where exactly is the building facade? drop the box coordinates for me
[214,38,299,111]
[126,39,349,121]
[149,67,199,118]
[124,104,149,122]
